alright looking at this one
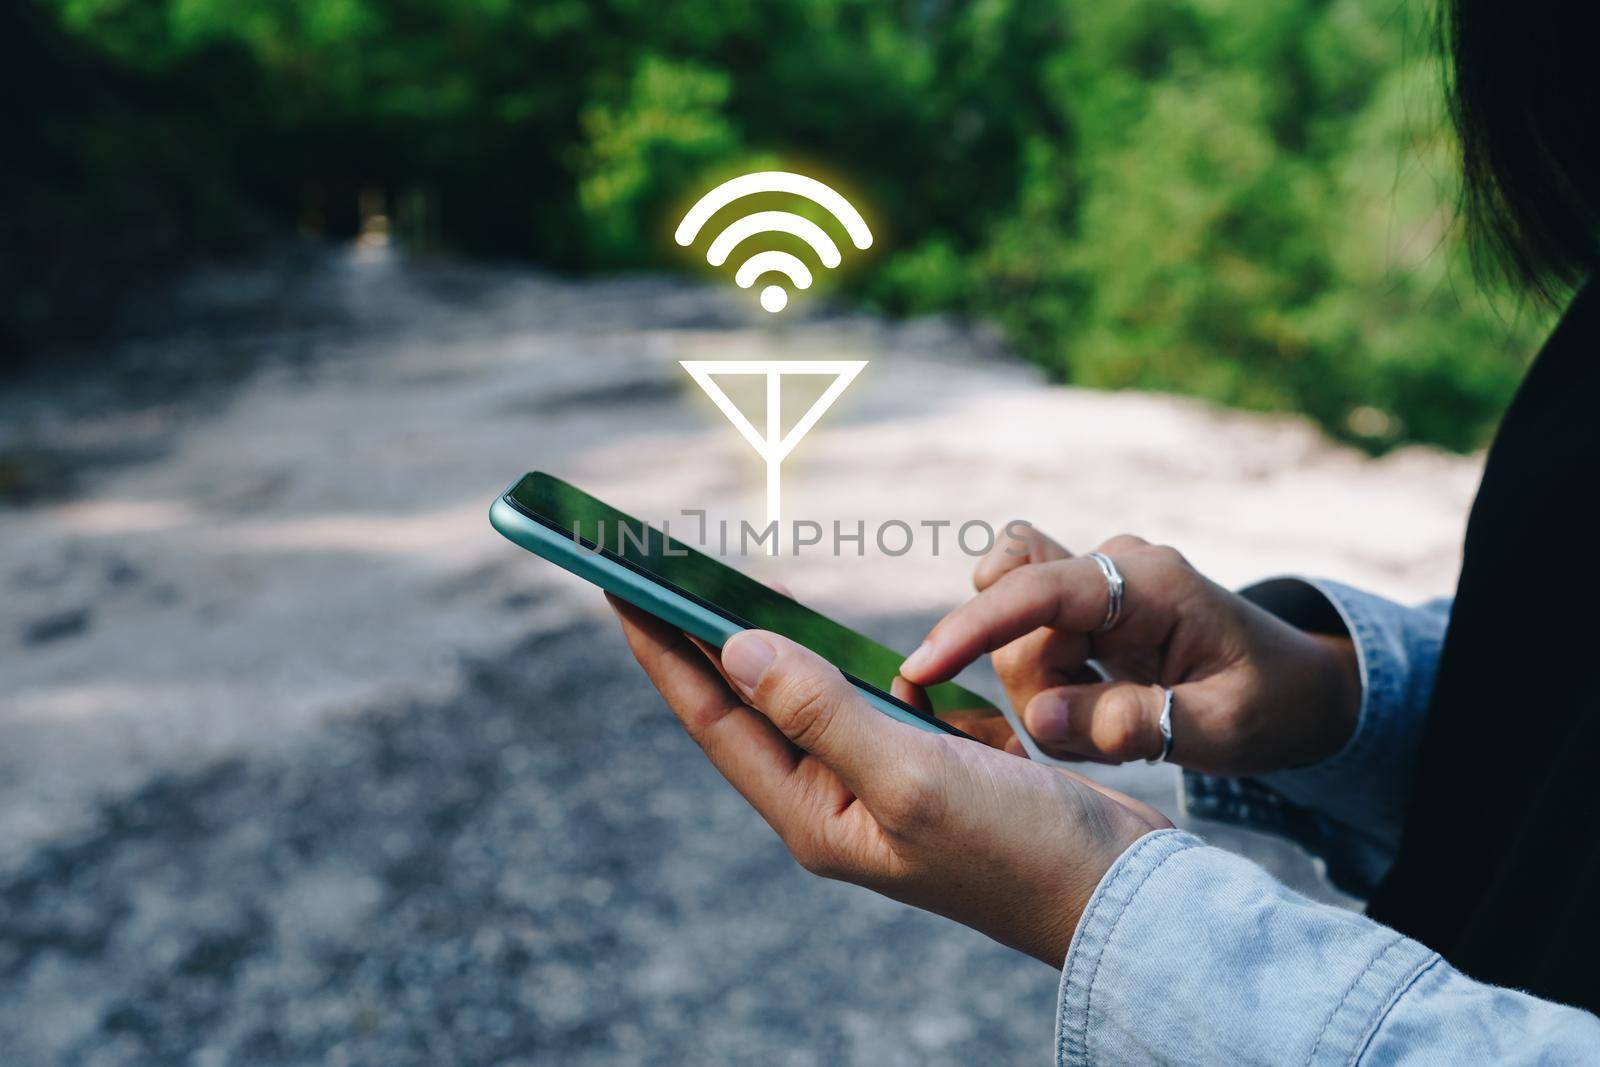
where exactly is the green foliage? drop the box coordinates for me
[971,0,1549,451]
[577,57,740,263]
[20,0,1557,449]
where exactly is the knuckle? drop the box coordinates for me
[1111,729,1144,761]
[1098,694,1150,760]
[774,674,840,751]
[789,832,846,879]
[995,558,1053,598]
[876,752,946,832]
[1100,533,1148,553]
[1144,543,1192,574]
[1124,695,1158,758]
[992,639,1029,677]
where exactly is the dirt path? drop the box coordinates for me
[0,244,1480,1065]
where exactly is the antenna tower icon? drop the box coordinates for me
[679,360,866,537]
[674,171,872,548]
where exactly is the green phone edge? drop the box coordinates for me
[488,494,951,736]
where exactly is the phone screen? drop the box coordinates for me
[503,472,1007,741]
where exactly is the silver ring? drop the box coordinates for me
[1146,687,1175,765]
[1085,552,1125,632]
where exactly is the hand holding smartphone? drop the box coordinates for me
[489,472,1014,748]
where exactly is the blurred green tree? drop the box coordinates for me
[15,0,1553,450]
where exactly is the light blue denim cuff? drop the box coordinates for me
[1183,578,1450,894]
[1056,828,1439,1066]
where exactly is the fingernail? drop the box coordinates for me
[723,632,776,693]
[900,641,935,678]
[1029,693,1071,741]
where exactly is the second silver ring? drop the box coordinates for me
[1146,687,1175,765]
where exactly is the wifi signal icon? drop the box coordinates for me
[674,171,873,313]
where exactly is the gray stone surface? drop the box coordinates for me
[3,621,1074,1066]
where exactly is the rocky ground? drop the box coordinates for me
[0,242,1481,1065]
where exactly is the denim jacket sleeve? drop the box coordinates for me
[1056,830,1600,1066]
[1182,578,1452,896]
[1054,582,1600,1064]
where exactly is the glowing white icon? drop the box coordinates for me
[676,171,873,550]
[674,171,873,313]
[681,360,866,550]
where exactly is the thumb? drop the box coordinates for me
[721,630,927,798]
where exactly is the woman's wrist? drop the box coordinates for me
[1034,800,1172,967]
[1304,631,1362,762]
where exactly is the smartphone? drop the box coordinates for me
[489,472,1011,747]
